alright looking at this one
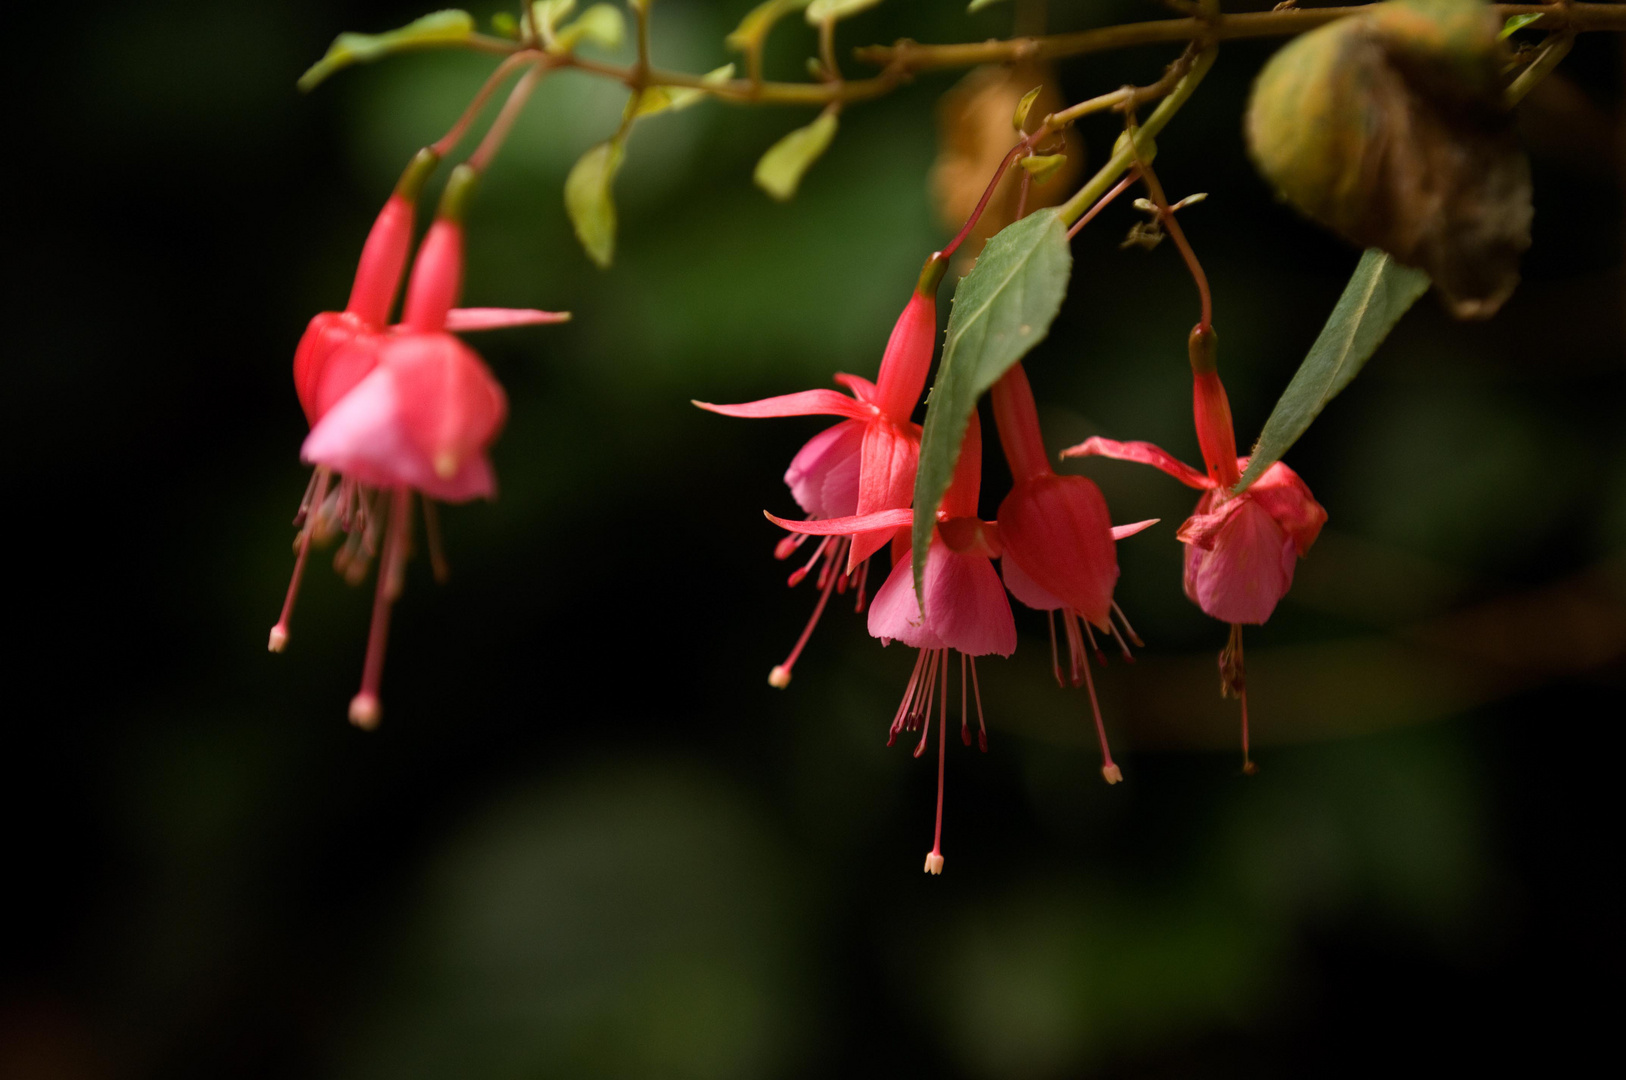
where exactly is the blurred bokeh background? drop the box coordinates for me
[7,1,1623,1076]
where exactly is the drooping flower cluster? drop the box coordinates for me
[270,155,565,728]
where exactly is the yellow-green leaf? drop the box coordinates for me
[805,0,883,24]
[1498,12,1543,39]
[565,139,626,269]
[298,10,474,92]
[1235,249,1430,493]
[633,64,735,118]
[532,0,576,39]
[1019,153,1067,183]
[727,0,812,52]
[552,3,625,53]
[1012,85,1042,131]
[490,11,520,39]
[913,210,1072,600]
[753,112,838,201]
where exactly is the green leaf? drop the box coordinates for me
[298,10,475,92]
[1012,85,1041,131]
[552,3,625,53]
[633,64,736,117]
[532,0,576,38]
[727,0,813,52]
[753,112,838,201]
[912,210,1072,599]
[1235,248,1431,493]
[565,138,626,269]
[967,0,1011,14]
[1498,12,1543,39]
[805,0,883,24]
[1019,153,1066,183]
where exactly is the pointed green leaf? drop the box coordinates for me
[1235,249,1431,493]
[532,0,577,39]
[753,112,838,201]
[552,3,625,53]
[806,0,883,24]
[1012,85,1041,131]
[1019,153,1067,183]
[633,64,736,117]
[1499,12,1544,39]
[565,138,626,269]
[298,10,474,92]
[727,0,813,53]
[912,210,1072,598]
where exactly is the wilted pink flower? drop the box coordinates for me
[772,415,1012,875]
[991,363,1156,783]
[694,255,948,688]
[1061,326,1327,771]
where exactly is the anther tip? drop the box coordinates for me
[924,851,945,875]
[768,665,792,689]
[349,693,382,730]
[1242,760,1258,776]
[1102,763,1123,785]
[267,624,290,653]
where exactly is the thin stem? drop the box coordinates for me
[430,51,541,157]
[467,63,544,173]
[1135,150,1212,330]
[940,143,1029,259]
[819,17,841,82]
[1065,169,1138,239]
[1056,44,1216,226]
[1506,31,1577,105]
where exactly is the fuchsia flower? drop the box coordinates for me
[270,162,565,728]
[1061,326,1327,771]
[694,255,949,689]
[990,362,1157,783]
[771,413,1013,875]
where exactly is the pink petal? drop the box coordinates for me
[1183,499,1294,624]
[1000,551,1065,612]
[849,420,919,569]
[765,508,916,535]
[995,474,1116,628]
[1060,437,1212,491]
[833,372,878,402]
[1245,460,1328,556]
[924,544,1016,657]
[867,553,944,649]
[442,307,571,331]
[783,420,863,518]
[1111,518,1160,540]
[692,389,873,421]
[1174,491,1244,551]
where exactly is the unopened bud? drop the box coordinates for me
[267,624,290,653]
[1102,763,1123,785]
[768,665,792,689]
[349,693,382,730]
[924,851,945,875]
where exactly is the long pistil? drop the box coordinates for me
[349,486,411,730]
[924,652,949,875]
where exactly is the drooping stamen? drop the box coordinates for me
[774,531,808,560]
[270,469,333,652]
[1077,643,1122,785]
[924,651,949,875]
[421,498,450,584]
[769,543,842,689]
[1046,610,1066,688]
[852,553,870,613]
[913,650,944,757]
[1081,621,1110,667]
[1221,623,1257,775]
[960,653,971,747]
[1112,601,1145,648]
[787,536,831,587]
[1061,610,1088,688]
[969,656,988,753]
[1105,618,1136,662]
[349,485,411,730]
[889,648,933,744]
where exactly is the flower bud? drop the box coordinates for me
[1245,0,1530,318]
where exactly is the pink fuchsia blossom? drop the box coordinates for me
[694,254,949,689]
[771,414,1012,875]
[989,363,1157,784]
[1061,326,1327,772]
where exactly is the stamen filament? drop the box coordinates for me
[270,469,333,652]
[769,544,841,688]
[1078,646,1122,784]
[925,650,949,875]
[349,485,410,730]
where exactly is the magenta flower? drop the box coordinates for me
[771,414,1013,875]
[1061,327,1327,771]
[990,363,1156,784]
[694,255,948,688]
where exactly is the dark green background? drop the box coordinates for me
[8,1,1621,1076]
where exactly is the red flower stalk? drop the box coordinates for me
[770,414,1014,875]
[1061,326,1327,772]
[694,254,949,689]
[990,362,1157,784]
